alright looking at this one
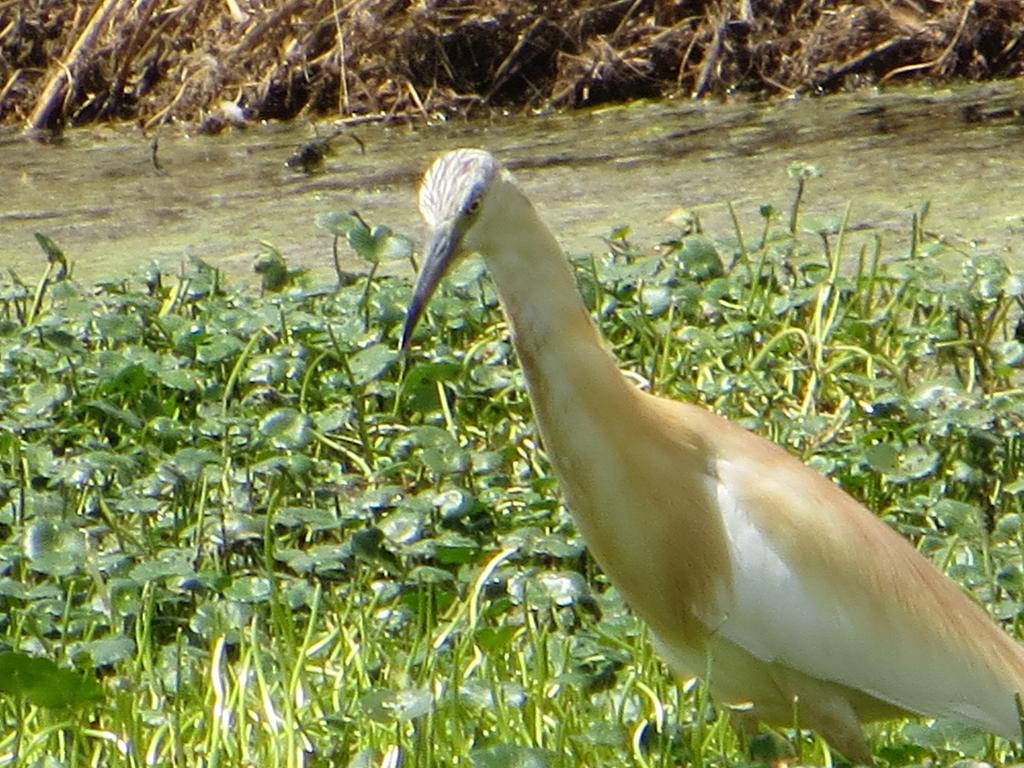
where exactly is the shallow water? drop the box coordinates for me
[2,80,1023,286]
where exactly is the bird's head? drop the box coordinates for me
[401,148,514,351]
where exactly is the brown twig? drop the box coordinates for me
[331,0,351,114]
[26,0,132,132]
[819,37,909,88]
[0,70,22,109]
[933,0,976,74]
[107,0,161,117]
[693,12,726,98]
[232,0,308,59]
[484,17,546,103]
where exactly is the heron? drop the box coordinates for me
[399,148,1024,764]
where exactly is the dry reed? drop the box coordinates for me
[0,0,1021,130]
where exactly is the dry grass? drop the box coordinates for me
[1,0,1022,130]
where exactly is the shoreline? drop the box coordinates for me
[2,1,1022,132]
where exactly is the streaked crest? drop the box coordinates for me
[418,149,498,229]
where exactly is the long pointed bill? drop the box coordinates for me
[401,220,461,352]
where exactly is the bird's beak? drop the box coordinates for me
[401,220,461,352]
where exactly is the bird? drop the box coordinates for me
[399,148,1024,765]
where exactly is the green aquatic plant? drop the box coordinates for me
[1,171,1024,766]
[316,210,415,329]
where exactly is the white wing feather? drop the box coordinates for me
[711,454,1018,737]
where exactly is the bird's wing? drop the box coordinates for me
[700,409,1024,737]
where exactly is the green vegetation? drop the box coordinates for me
[3,170,1024,767]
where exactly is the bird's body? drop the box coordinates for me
[401,149,1024,764]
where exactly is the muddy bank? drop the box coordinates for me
[2,1,1023,130]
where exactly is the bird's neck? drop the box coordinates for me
[482,202,625,402]
[481,198,642,515]
[482,195,722,647]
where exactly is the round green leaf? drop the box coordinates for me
[348,343,397,385]
[0,652,103,709]
[258,408,312,450]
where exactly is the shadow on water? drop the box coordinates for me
[1,79,1023,285]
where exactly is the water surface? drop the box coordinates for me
[2,81,1023,285]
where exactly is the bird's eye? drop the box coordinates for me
[467,198,481,215]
